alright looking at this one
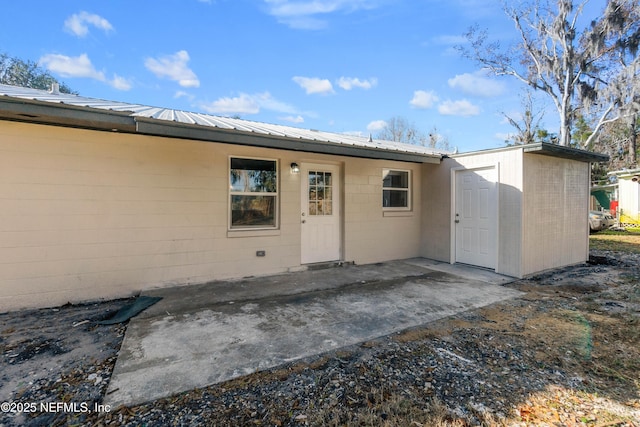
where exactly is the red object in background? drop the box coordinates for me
[610,200,618,217]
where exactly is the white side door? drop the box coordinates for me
[454,167,497,269]
[301,163,341,264]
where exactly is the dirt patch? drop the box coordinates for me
[1,251,640,426]
[0,300,128,426]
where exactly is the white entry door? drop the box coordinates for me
[301,163,341,264]
[454,167,497,269]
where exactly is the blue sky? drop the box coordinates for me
[2,0,546,152]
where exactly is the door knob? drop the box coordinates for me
[302,220,306,224]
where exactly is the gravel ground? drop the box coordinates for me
[1,250,639,426]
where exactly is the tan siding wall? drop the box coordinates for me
[1,121,423,311]
[522,155,589,275]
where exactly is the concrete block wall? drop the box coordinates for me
[343,159,422,264]
[420,163,452,262]
[0,121,298,310]
[0,121,424,311]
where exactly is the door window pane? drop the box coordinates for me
[308,171,333,216]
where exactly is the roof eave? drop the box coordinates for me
[0,97,136,132]
[134,117,442,164]
[523,142,609,163]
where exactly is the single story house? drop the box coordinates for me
[609,168,640,226]
[0,84,608,311]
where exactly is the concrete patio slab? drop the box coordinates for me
[105,259,521,407]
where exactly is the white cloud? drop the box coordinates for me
[410,90,439,109]
[199,91,300,116]
[39,53,105,80]
[367,120,387,132]
[438,99,480,116]
[145,50,200,88]
[264,0,382,29]
[281,115,305,123]
[337,77,377,90]
[448,70,505,97]
[39,53,131,90]
[200,94,260,115]
[292,76,334,95]
[253,92,299,114]
[113,77,134,90]
[110,74,132,91]
[64,11,113,37]
[175,91,196,101]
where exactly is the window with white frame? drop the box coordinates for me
[382,169,410,210]
[229,157,278,228]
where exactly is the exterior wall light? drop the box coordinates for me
[290,163,300,174]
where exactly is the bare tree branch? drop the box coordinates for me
[458,0,640,149]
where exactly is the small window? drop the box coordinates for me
[383,169,410,210]
[230,157,277,229]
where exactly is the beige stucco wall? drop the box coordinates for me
[521,154,590,275]
[422,148,525,277]
[0,121,423,311]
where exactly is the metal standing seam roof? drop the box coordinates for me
[0,84,446,160]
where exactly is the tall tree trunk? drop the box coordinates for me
[629,114,637,165]
[559,100,572,147]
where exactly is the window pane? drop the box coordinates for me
[231,195,276,227]
[383,190,408,208]
[230,158,277,192]
[309,202,317,215]
[324,172,332,186]
[308,172,317,186]
[325,186,332,201]
[324,201,332,215]
[383,170,409,189]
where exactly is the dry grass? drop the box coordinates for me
[343,233,640,426]
[590,228,640,253]
[306,394,469,427]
